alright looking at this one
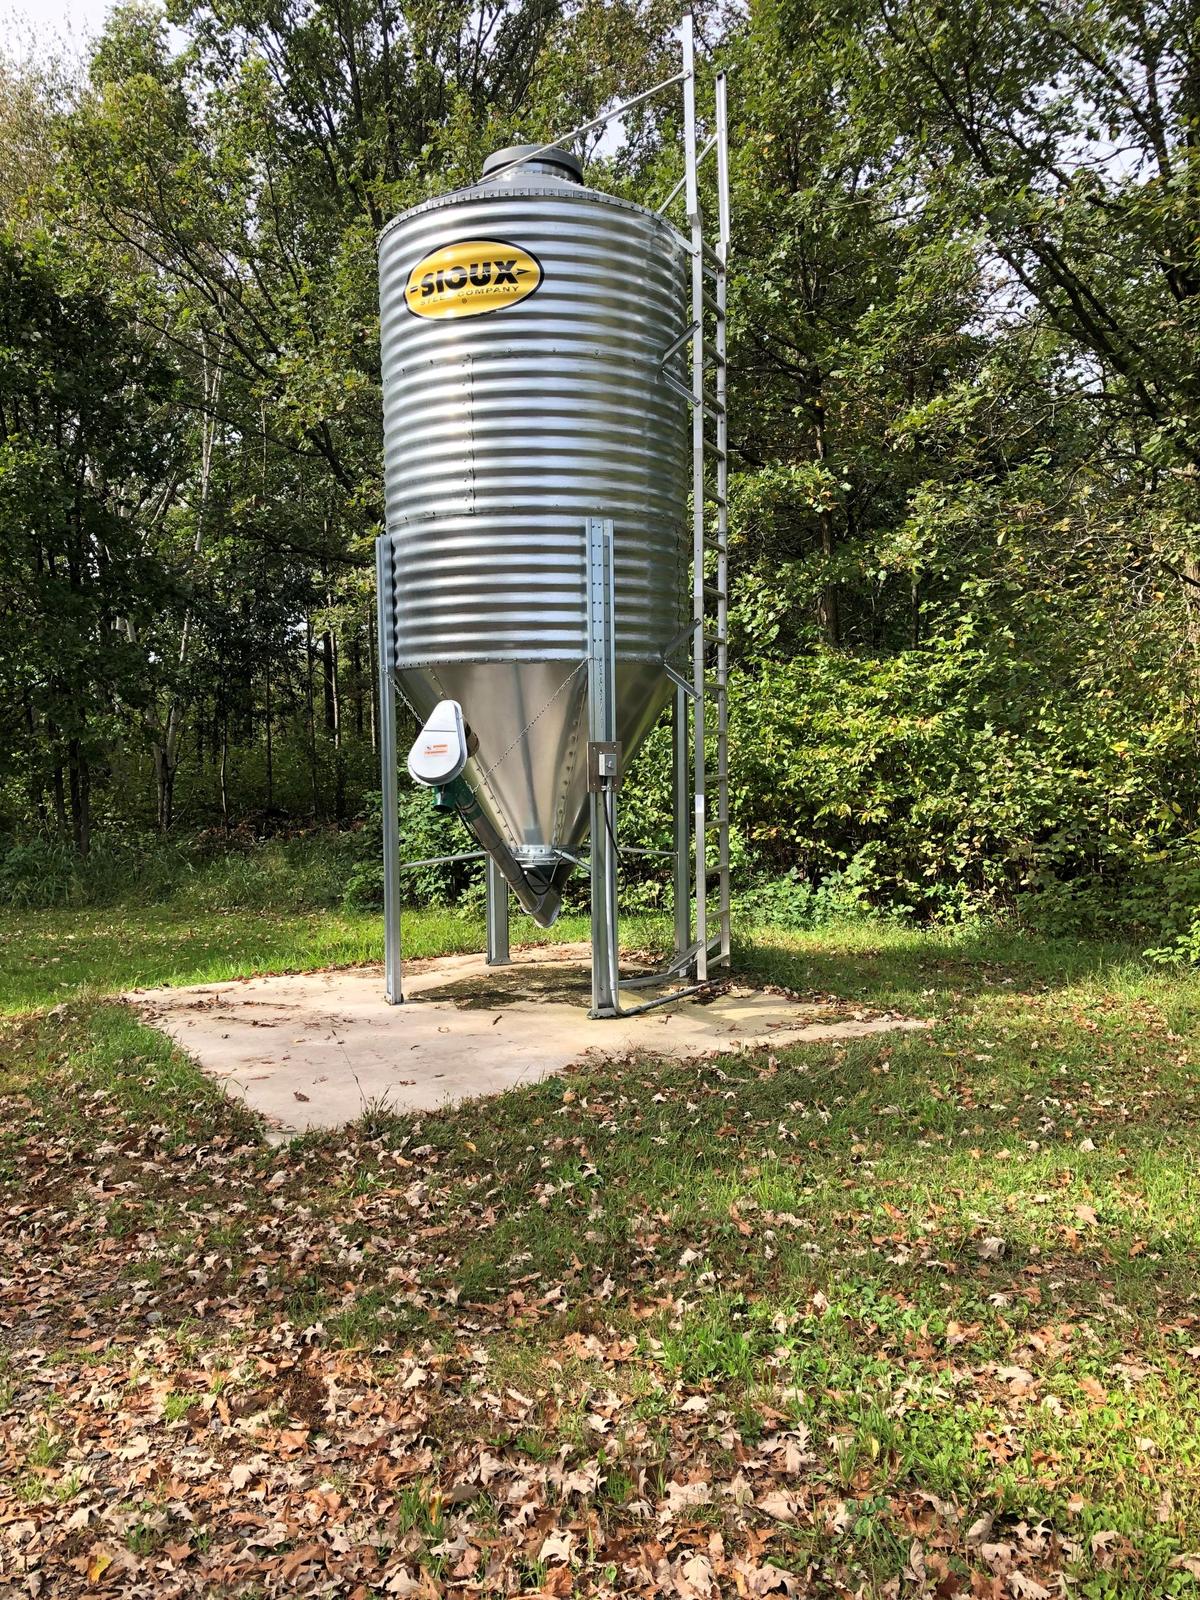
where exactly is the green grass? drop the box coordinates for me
[0,904,632,1016]
[0,905,445,1015]
[3,902,1200,1595]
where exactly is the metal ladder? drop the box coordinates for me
[679,17,731,980]
[585,20,733,1015]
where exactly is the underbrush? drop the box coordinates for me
[0,828,370,912]
[4,816,1200,965]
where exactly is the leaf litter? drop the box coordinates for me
[2,976,1200,1597]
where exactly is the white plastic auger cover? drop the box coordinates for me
[407,700,468,787]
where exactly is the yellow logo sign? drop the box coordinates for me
[404,238,543,319]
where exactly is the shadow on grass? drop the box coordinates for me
[738,918,1150,1014]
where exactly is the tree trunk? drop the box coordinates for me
[67,739,90,857]
[219,714,229,829]
[351,630,364,737]
[817,512,840,646]
[51,755,67,836]
[147,337,219,831]
[23,692,45,827]
[305,614,320,818]
[322,627,336,732]
[331,629,345,822]
[264,665,274,810]
[813,401,840,647]
[154,743,177,833]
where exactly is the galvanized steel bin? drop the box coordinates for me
[378,148,690,865]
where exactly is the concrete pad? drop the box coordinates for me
[125,944,926,1136]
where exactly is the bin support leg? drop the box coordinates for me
[486,857,511,966]
[377,540,403,1004]
[587,516,620,1018]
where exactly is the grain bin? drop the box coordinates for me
[377,143,690,925]
[376,23,731,1016]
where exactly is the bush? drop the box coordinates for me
[0,833,193,908]
[735,854,881,930]
[338,790,483,911]
[0,826,378,913]
[6,612,1200,953]
[722,636,1200,935]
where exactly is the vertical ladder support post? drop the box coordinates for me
[376,536,404,1004]
[485,857,511,966]
[714,69,732,966]
[586,517,620,1018]
[682,13,709,983]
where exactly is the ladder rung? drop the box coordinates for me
[703,632,727,645]
[699,240,722,270]
[700,287,725,318]
[702,582,725,600]
[683,389,725,421]
[703,538,726,553]
[702,443,727,461]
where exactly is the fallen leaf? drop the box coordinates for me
[538,1528,576,1564]
[86,1547,113,1584]
[756,1490,797,1522]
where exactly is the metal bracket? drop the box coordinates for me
[662,369,699,408]
[658,321,700,370]
[587,741,622,792]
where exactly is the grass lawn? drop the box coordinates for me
[2,904,1200,1597]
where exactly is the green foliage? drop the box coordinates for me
[2,0,1200,948]
[725,632,1200,932]
[0,827,373,913]
[0,228,184,851]
[340,790,483,910]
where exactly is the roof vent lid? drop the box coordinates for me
[481,143,583,184]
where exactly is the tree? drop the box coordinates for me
[0,231,183,851]
[799,0,1200,599]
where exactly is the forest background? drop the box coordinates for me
[2,0,1198,954]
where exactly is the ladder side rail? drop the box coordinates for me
[682,13,709,983]
[714,69,732,964]
[672,683,691,960]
